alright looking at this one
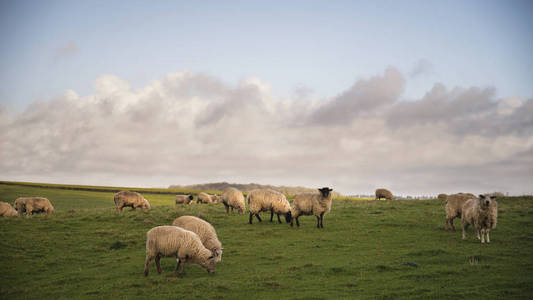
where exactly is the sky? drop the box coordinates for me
[1,0,532,195]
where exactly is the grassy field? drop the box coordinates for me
[1,182,532,299]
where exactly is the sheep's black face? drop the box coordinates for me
[319,187,333,198]
[285,211,292,223]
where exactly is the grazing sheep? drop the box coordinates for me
[461,194,498,243]
[445,193,476,231]
[197,192,214,204]
[375,188,394,200]
[247,189,291,224]
[438,194,448,201]
[14,197,55,217]
[175,194,195,205]
[144,226,215,276]
[220,187,245,214]
[0,202,19,217]
[211,195,222,203]
[291,187,333,229]
[172,216,223,262]
[113,191,151,213]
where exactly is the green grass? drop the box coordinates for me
[1,183,532,299]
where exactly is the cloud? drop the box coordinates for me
[409,58,434,78]
[1,69,532,195]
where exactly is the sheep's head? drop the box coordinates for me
[285,211,292,223]
[479,194,496,207]
[318,187,333,198]
[201,256,216,273]
[188,195,194,201]
[212,247,223,262]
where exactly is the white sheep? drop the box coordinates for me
[220,187,245,214]
[172,216,223,262]
[0,201,19,217]
[175,194,195,205]
[14,197,55,217]
[444,193,476,231]
[291,187,333,229]
[113,191,151,213]
[461,194,498,243]
[196,192,214,204]
[144,226,215,276]
[247,189,291,224]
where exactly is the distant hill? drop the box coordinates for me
[168,182,343,196]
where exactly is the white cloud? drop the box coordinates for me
[1,68,532,195]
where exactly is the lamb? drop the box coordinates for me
[175,194,195,205]
[197,192,214,204]
[172,216,223,262]
[291,187,333,229]
[144,225,215,276]
[461,194,498,243]
[113,191,151,213]
[14,197,55,217]
[247,189,291,224]
[220,187,245,214]
[375,188,394,200]
[444,193,476,231]
[0,201,19,217]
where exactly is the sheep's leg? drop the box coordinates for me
[155,255,162,274]
[476,228,481,240]
[174,258,180,274]
[316,216,321,228]
[296,217,300,227]
[480,229,485,243]
[25,205,32,217]
[144,256,153,276]
[290,216,294,227]
[277,214,282,223]
[320,212,325,228]
[255,213,262,222]
[249,212,254,224]
[231,207,234,213]
[223,203,229,214]
[461,220,468,240]
[270,209,274,222]
[486,229,491,243]
[445,218,449,231]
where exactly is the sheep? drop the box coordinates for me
[113,191,151,213]
[175,194,195,205]
[375,188,394,200]
[144,226,215,276]
[220,187,245,214]
[290,187,333,229]
[211,194,222,203]
[437,194,448,201]
[0,201,19,217]
[247,189,291,224]
[461,194,498,243]
[14,197,55,217]
[444,193,476,231]
[172,216,223,262]
[197,192,214,204]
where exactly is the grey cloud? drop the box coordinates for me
[308,67,405,125]
[1,69,532,195]
[409,58,434,78]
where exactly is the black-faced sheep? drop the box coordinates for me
[113,191,151,213]
[375,188,394,200]
[291,187,333,229]
[175,194,195,205]
[461,194,498,243]
[14,197,55,217]
[247,189,291,224]
[144,226,215,276]
[220,187,245,214]
[172,216,223,262]
[444,193,476,231]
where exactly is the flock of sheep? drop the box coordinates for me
[0,186,499,276]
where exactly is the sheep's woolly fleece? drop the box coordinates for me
[1,68,532,195]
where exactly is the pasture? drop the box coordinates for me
[1,182,532,299]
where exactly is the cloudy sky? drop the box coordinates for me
[1,1,532,195]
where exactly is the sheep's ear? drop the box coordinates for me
[328,188,333,191]
[490,195,497,200]
[479,194,485,199]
